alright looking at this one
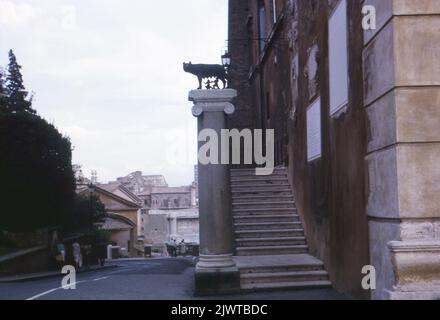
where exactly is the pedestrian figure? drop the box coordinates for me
[55,242,66,269]
[167,237,178,257]
[95,242,107,267]
[83,242,92,271]
[179,239,186,256]
[72,241,82,270]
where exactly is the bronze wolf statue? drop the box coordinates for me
[183,62,228,90]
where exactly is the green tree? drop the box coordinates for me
[6,50,35,114]
[70,191,107,233]
[0,111,76,232]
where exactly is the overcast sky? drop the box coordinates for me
[0,0,228,186]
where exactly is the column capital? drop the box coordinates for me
[189,89,237,117]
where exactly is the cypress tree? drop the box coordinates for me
[6,50,35,114]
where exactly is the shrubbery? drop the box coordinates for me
[0,111,76,231]
[0,50,76,232]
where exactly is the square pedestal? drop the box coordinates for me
[194,266,240,296]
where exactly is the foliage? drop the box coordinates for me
[70,192,107,233]
[3,50,35,114]
[0,50,106,237]
[94,229,111,244]
[0,111,76,232]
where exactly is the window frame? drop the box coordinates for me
[328,0,349,116]
[258,0,267,53]
[307,97,322,162]
[271,0,277,24]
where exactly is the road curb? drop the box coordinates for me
[0,265,119,283]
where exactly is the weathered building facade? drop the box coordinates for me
[113,172,199,246]
[228,0,440,299]
[78,184,142,257]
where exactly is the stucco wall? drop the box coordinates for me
[289,0,369,299]
[110,230,132,254]
[229,0,370,299]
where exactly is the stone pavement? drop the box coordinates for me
[0,258,348,300]
[0,264,117,283]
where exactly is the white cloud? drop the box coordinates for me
[59,125,96,140]
[0,0,228,186]
[0,0,39,27]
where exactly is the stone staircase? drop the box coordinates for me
[230,167,332,291]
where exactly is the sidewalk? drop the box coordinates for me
[0,264,118,283]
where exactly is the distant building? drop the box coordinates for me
[113,171,199,246]
[112,172,168,195]
[192,165,199,206]
[100,213,136,257]
[77,183,143,257]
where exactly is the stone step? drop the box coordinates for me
[236,245,309,256]
[235,254,327,274]
[236,237,307,247]
[240,280,332,292]
[234,222,303,231]
[240,263,324,274]
[233,207,297,214]
[233,215,300,224]
[240,270,329,285]
[230,168,287,177]
[232,202,296,210]
[230,174,288,180]
[231,184,291,191]
[232,190,293,197]
[235,229,304,239]
[232,194,295,203]
[231,167,287,171]
[231,166,333,292]
[231,174,289,180]
[231,178,289,185]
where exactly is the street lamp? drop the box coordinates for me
[221,51,231,68]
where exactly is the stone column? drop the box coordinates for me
[168,214,178,241]
[189,89,240,295]
[363,0,440,300]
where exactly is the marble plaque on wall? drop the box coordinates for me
[307,98,322,161]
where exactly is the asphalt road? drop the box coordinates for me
[0,258,346,300]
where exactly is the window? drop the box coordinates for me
[329,0,349,115]
[271,0,277,24]
[258,0,267,52]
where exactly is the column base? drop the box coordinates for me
[386,240,440,300]
[194,266,240,296]
[194,254,240,296]
[196,254,237,269]
[385,289,440,300]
